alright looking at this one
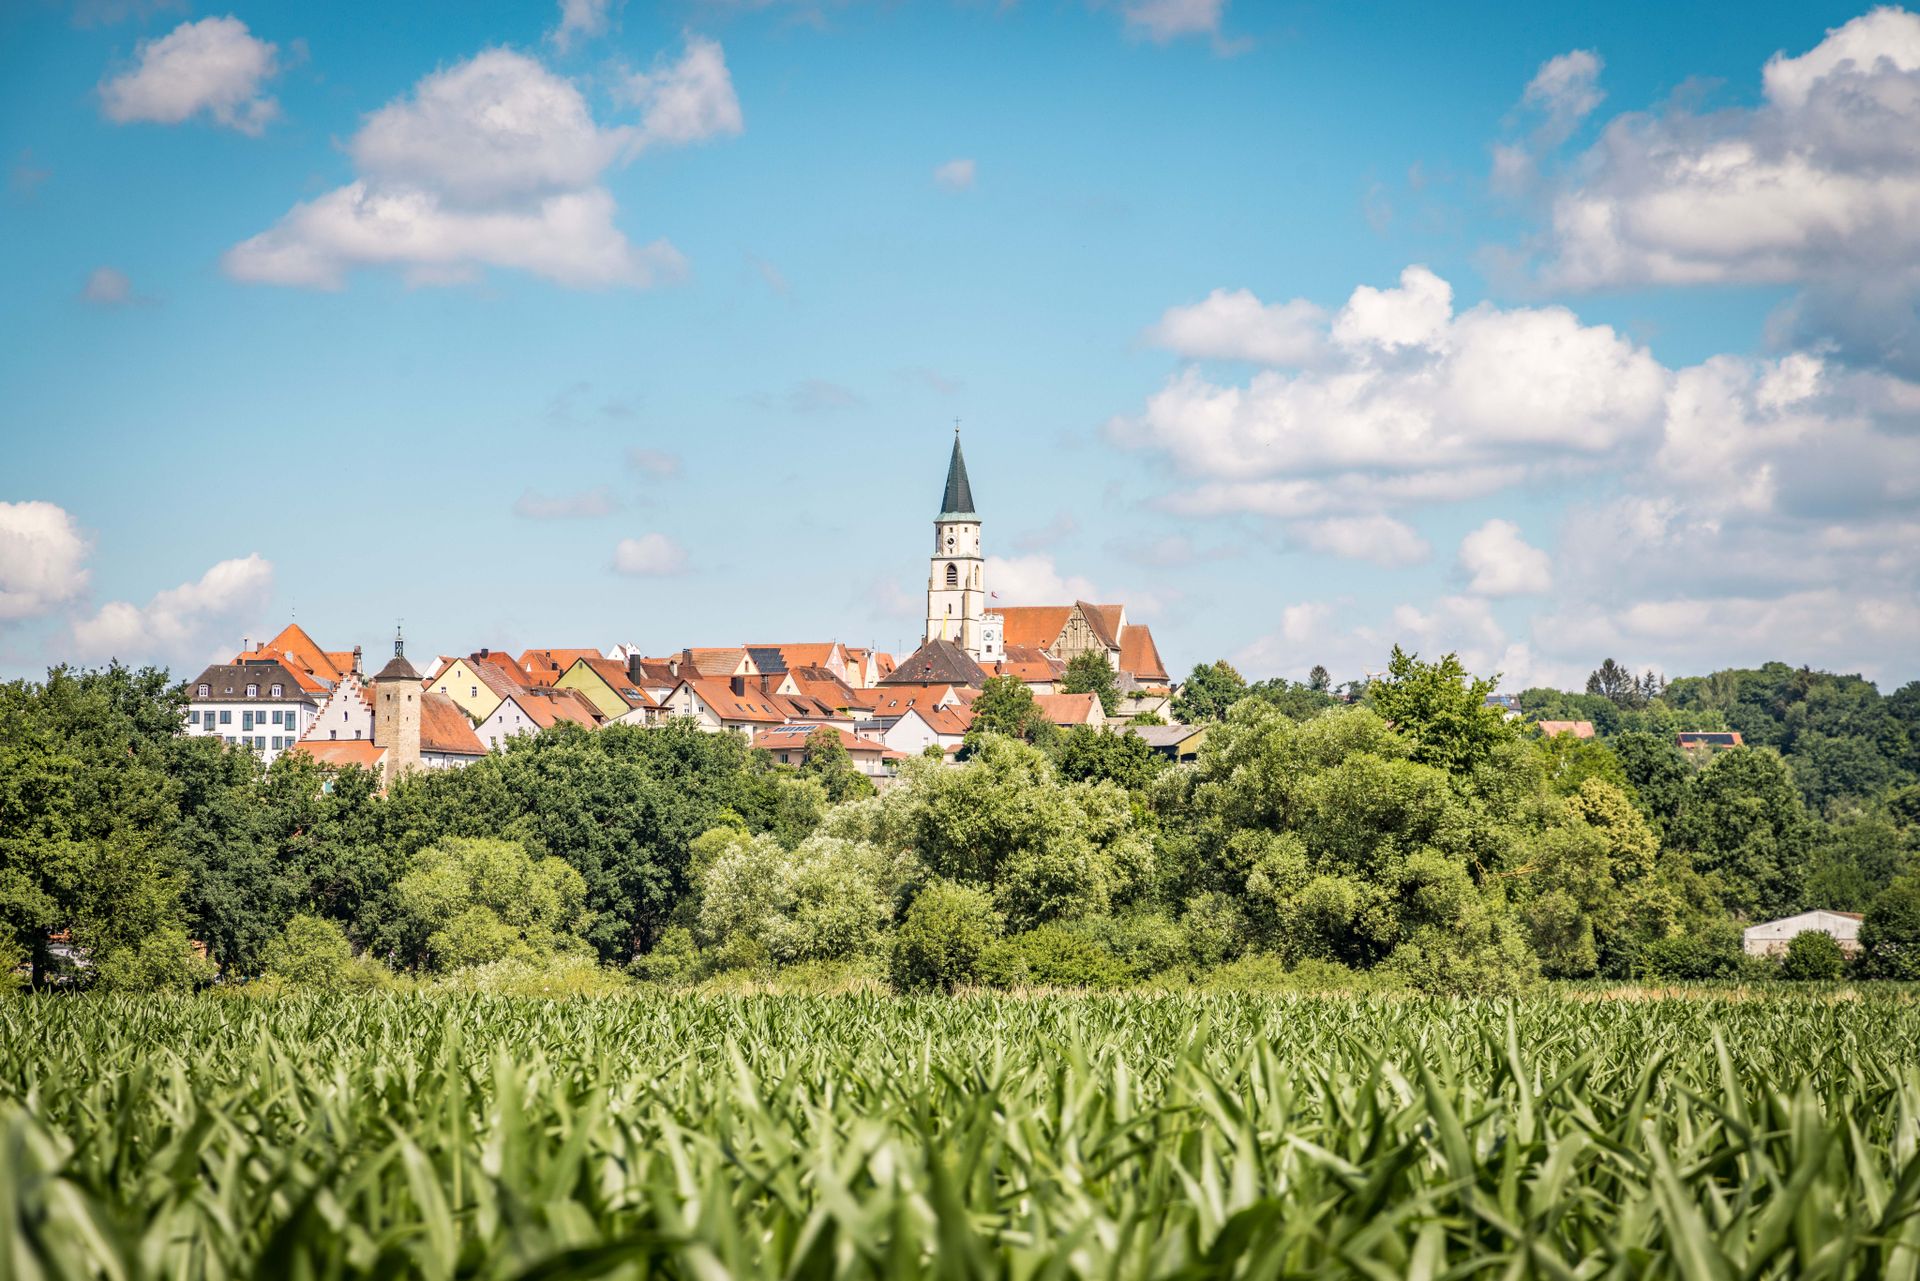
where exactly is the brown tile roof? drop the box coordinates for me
[680,678,788,724]
[852,687,956,717]
[1537,720,1596,740]
[1077,602,1125,651]
[873,652,895,678]
[1034,692,1102,726]
[187,658,321,705]
[901,704,974,737]
[263,623,343,683]
[514,686,603,729]
[420,691,486,757]
[992,644,1064,683]
[517,648,604,685]
[683,647,751,677]
[291,739,387,770]
[879,637,987,688]
[990,606,1072,651]
[1117,624,1168,682]
[787,668,862,709]
[753,724,906,759]
[454,654,531,702]
[476,649,532,685]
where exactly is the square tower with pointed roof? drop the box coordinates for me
[925,432,1002,664]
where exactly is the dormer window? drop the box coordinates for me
[270,684,283,697]
[245,684,258,697]
[196,683,209,697]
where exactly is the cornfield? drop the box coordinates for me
[5,991,1920,1279]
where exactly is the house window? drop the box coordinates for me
[945,563,958,587]
[471,686,478,698]
[246,684,258,697]
[330,730,337,740]
[270,684,283,697]
[241,711,253,731]
[219,710,232,725]
[197,683,209,697]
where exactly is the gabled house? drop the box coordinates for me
[301,672,374,743]
[1742,910,1864,957]
[990,644,1064,692]
[420,691,488,768]
[660,677,789,737]
[476,686,602,752]
[879,637,987,690]
[1034,692,1106,729]
[678,647,760,680]
[1122,723,1208,762]
[518,648,606,687]
[987,600,1169,685]
[855,686,966,720]
[879,704,974,757]
[555,657,660,722]
[427,651,531,722]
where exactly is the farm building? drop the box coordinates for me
[1741,909,1864,958]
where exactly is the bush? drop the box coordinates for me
[1079,911,1189,981]
[631,926,701,987]
[430,954,628,998]
[890,879,1002,993]
[1632,921,1750,981]
[260,914,392,991]
[1780,930,1848,981]
[1200,954,1378,994]
[1,935,25,995]
[978,925,1128,989]
[1383,921,1541,997]
[93,926,217,994]
[1181,892,1247,968]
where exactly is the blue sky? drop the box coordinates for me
[3,0,1917,690]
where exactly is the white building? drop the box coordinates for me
[183,658,321,764]
[1742,909,1865,958]
[302,673,373,744]
[924,433,1003,665]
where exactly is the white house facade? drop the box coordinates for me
[183,658,320,764]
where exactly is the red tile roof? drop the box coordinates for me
[233,648,332,694]
[263,623,343,683]
[683,647,752,677]
[1537,720,1596,740]
[1034,692,1102,726]
[291,740,387,770]
[517,648,604,685]
[569,657,657,710]
[752,724,905,759]
[679,678,788,723]
[1077,602,1125,651]
[901,704,974,737]
[990,606,1072,650]
[1117,624,1168,682]
[856,687,958,718]
[420,692,486,757]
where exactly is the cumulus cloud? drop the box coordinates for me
[1458,518,1553,595]
[81,266,137,305]
[1145,288,1326,365]
[621,36,744,150]
[933,158,976,191]
[0,501,92,623]
[1110,264,1667,513]
[1522,50,1604,142]
[984,554,1099,605]
[513,486,619,519]
[1518,8,1920,373]
[226,40,737,291]
[1234,594,1542,689]
[612,533,687,576]
[99,16,279,134]
[1289,515,1431,567]
[71,553,273,664]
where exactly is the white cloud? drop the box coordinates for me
[1110,265,1667,511]
[622,36,743,150]
[226,41,736,291]
[99,16,279,134]
[550,0,616,51]
[612,533,687,576]
[0,501,91,623]
[984,554,1099,605]
[1145,288,1325,365]
[1520,8,1920,372]
[81,266,134,305]
[71,553,273,664]
[513,486,619,519]
[1233,593,1542,690]
[933,157,976,191]
[1522,50,1603,139]
[1289,515,1431,567]
[1458,518,1552,595]
[1120,0,1226,45]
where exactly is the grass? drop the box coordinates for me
[5,989,1920,1278]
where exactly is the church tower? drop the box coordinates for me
[925,431,1002,663]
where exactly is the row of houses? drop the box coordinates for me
[182,622,1185,786]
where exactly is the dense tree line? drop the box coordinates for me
[4,649,1919,994]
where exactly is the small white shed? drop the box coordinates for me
[1742,909,1864,957]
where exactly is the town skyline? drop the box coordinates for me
[4,0,1918,691]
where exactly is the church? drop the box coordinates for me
[898,433,1170,690]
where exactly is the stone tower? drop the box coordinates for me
[371,628,422,786]
[924,432,1002,663]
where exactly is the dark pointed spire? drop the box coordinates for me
[939,430,975,518]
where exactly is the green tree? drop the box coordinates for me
[1858,878,1920,979]
[1613,731,1692,832]
[889,879,1002,992]
[93,925,216,993]
[1671,748,1813,918]
[260,913,390,989]
[1061,652,1121,716]
[797,727,875,802]
[1172,660,1247,724]
[1049,726,1165,792]
[1308,665,1331,693]
[1586,658,1644,708]
[1780,930,1847,980]
[393,837,590,971]
[1367,646,1516,776]
[967,675,1055,745]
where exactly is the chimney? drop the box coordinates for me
[242,636,251,653]
[731,675,746,696]
[351,645,363,677]
[479,647,489,658]
[627,654,643,681]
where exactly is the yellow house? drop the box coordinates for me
[555,657,658,722]
[426,652,527,722]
